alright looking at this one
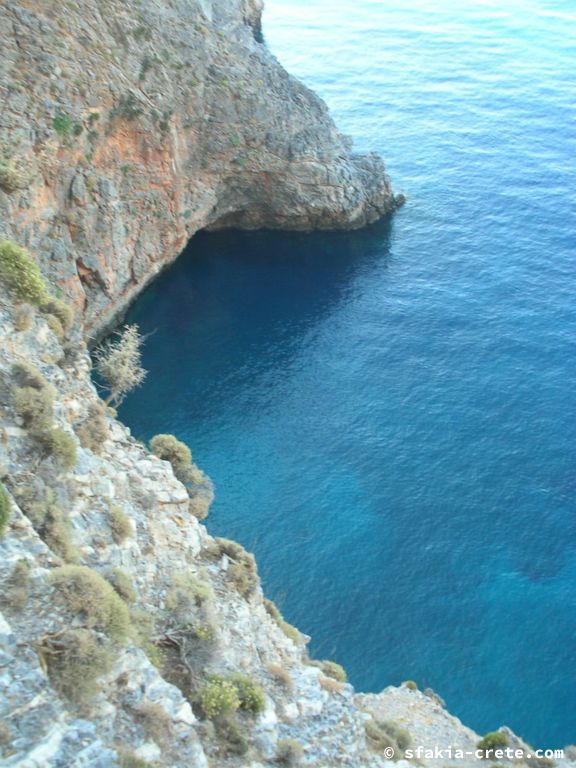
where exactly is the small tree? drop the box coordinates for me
[94,325,146,406]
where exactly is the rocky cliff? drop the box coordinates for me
[0,0,399,336]
[0,1,571,767]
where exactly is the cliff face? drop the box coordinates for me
[0,0,397,336]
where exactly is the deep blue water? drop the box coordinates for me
[119,0,576,748]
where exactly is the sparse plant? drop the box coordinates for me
[207,537,258,597]
[42,504,79,562]
[318,659,347,683]
[149,434,199,485]
[13,303,34,331]
[477,732,508,756]
[403,679,418,691]
[40,297,73,332]
[276,738,303,765]
[49,565,131,641]
[109,505,132,543]
[365,719,411,757]
[42,627,113,705]
[228,673,266,714]
[263,598,303,644]
[13,385,54,433]
[0,481,10,538]
[107,568,136,603]
[76,400,110,452]
[199,676,241,719]
[112,93,144,121]
[216,717,248,756]
[12,361,47,390]
[3,559,31,609]
[319,675,344,694]
[0,240,48,304]
[118,754,155,768]
[266,662,292,689]
[40,428,77,469]
[0,152,28,193]
[94,324,146,406]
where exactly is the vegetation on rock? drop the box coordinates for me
[94,324,146,406]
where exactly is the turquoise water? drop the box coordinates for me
[119,0,576,747]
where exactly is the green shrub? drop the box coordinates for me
[318,660,347,683]
[107,568,136,603]
[112,93,144,121]
[477,732,508,754]
[216,717,248,756]
[208,537,258,597]
[13,385,54,432]
[403,679,418,691]
[0,153,27,193]
[199,676,241,719]
[43,627,113,705]
[0,481,10,538]
[166,573,213,613]
[76,401,109,452]
[263,598,304,644]
[365,719,411,757]
[49,565,131,641]
[109,505,132,543]
[149,434,196,484]
[41,297,73,331]
[12,361,47,390]
[276,738,303,766]
[0,240,47,304]
[41,428,77,469]
[42,504,79,563]
[228,673,265,715]
[52,113,82,137]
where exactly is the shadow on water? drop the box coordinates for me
[121,218,394,435]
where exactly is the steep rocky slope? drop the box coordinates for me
[0,0,399,336]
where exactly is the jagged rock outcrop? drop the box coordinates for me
[0,0,399,336]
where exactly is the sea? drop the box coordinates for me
[118,0,576,747]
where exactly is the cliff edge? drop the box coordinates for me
[0,0,398,336]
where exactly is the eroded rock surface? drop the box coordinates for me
[0,0,398,336]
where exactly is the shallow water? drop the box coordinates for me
[119,0,576,747]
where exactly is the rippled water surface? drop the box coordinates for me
[120,0,576,746]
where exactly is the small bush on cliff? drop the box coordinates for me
[106,568,136,603]
[3,559,31,610]
[200,676,241,719]
[13,386,54,433]
[228,673,265,715]
[0,240,47,304]
[42,297,73,330]
[12,361,47,390]
[477,732,508,755]
[49,565,131,641]
[94,324,146,406]
[276,738,303,766]
[109,505,132,543]
[13,303,35,331]
[0,482,11,538]
[40,428,77,470]
[316,659,347,683]
[76,401,110,452]
[263,598,304,644]
[365,719,411,757]
[149,433,201,485]
[42,628,113,705]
